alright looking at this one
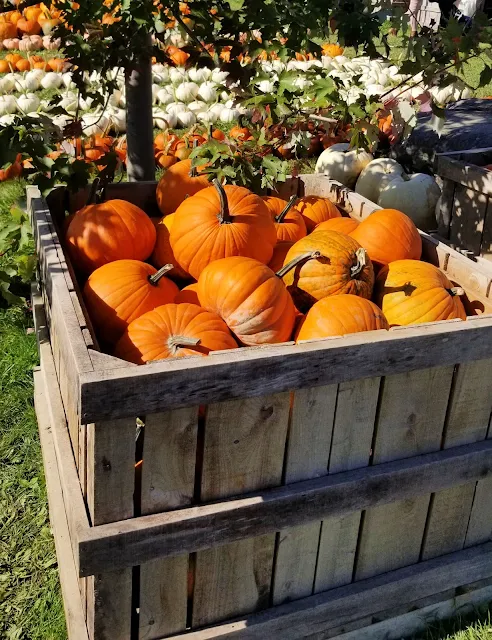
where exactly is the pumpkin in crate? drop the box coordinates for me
[175,283,199,305]
[66,199,156,274]
[296,295,389,341]
[295,195,341,232]
[316,217,359,234]
[263,195,307,243]
[156,158,210,216]
[315,143,373,189]
[170,180,277,280]
[281,230,374,312]
[114,303,237,364]
[151,214,191,282]
[374,260,467,326]
[350,208,422,267]
[268,241,294,273]
[197,256,296,345]
[84,260,179,345]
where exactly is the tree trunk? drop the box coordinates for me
[125,51,155,182]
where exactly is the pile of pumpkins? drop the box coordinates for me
[65,159,466,365]
[0,3,61,43]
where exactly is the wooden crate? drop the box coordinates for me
[437,147,492,261]
[30,176,492,640]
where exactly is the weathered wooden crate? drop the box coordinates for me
[437,147,492,261]
[30,176,492,640]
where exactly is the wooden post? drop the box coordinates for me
[125,41,155,182]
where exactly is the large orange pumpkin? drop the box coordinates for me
[295,196,341,231]
[296,295,389,341]
[350,208,422,267]
[268,241,294,273]
[197,256,296,345]
[281,230,374,311]
[114,303,237,363]
[84,260,179,345]
[175,283,199,305]
[316,217,359,234]
[373,260,466,326]
[151,214,191,282]
[0,22,17,39]
[263,195,307,243]
[170,181,277,280]
[66,199,156,274]
[156,158,210,216]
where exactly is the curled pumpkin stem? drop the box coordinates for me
[149,264,174,285]
[275,195,298,224]
[350,247,367,278]
[448,287,465,297]
[168,335,201,353]
[213,178,232,224]
[276,250,322,278]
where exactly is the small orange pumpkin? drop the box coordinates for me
[48,57,66,72]
[151,214,191,282]
[175,283,199,305]
[263,195,307,244]
[114,303,237,364]
[0,22,17,39]
[0,60,10,74]
[16,58,31,72]
[316,217,359,234]
[295,196,341,232]
[156,158,210,216]
[16,17,41,35]
[84,260,179,345]
[322,43,344,57]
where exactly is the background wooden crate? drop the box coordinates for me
[437,147,492,261]
[30,177,492,640]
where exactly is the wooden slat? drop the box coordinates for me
[192,393,290,626]
[78,440,492,577]
[450,184,488,257]
[438,155,492,197]
[272,385,337,605]
[78,316,492,421]
[437,178,456,238]
[314,377,380,593]
[355,366,455,580]
[481,197,492,261]
[139,408,198,639]
[422,359,492,560]
[164,542,492,640]
[86,570,132,640]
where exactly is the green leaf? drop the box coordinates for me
[225,0,245,9]
[479,66,492,88]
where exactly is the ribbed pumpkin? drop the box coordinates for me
[155,158,210,216]
[175,283,199,305]
[262,195,307,243]
[316,217,359,234]
[268,241,294,273]
[350,208,422,267]
[296,295,389,341]
[0,22,16,40]
[281,230,374,311]
[67,200,156,274]
[295,196,341,232]
[114,303,237,364]
[374,260,467,326]
[151,214,191,282]
[84,260,179,345]
[197,256,296,345]
[170,181,277,280]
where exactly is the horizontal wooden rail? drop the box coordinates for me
[438,155,492,196]
[78,439,492,576]
[163,542,492,640]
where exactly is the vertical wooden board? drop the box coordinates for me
[354,366,455,581]
[480,196,492,260]
[314,377,381,593]
[437,178,456,238]
[139,408,198,639]
[272,385,337,606]
[465,476,492,547]
[86,571,132,640]
[449,184,488,256]
[423,359,492,560]
[192,393,290,627]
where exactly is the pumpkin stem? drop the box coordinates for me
[213,178,232,224]
[168,335,201,354]
[189,160,197,178]
[148,264,174,285]
[276,251,322,278]
[350,247,367,278]
[448,287,465,297]
[275,195,298,224]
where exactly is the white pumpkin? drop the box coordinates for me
[156,88,173,106]
[188,67,211,83]
[219,106,240,123]
[187,100,206,114]
[197,81,217,104]
[315,143,373,188]
[0,74,16,93]
[175,81,199,103]
[153,108,177,130]
[176,109,196,128]
[169,67,187,86]
[166,101,187,116]
[197,109,218,124]
[62,72,76,89]
[15,74,40,92]
[0,95,17,116]
[109,108,126,133]
[16,93,40,113]
[355,158,407,203]
[211,69,229,85]
[377,173,441,230]
[82,112,111,137]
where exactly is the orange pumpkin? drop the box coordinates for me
[316,217,359,234]
[84,260,179,345]
[16,18,41,35]
[322,43,344,57]
[197,256,296,345]
[15,58,30,72]
[170,181,277,280]
[0,154,22,182]
[48,57,66,72]
[296,295,389,341]
[263,195,307,243]
[32,60,51,70]
[66,199,156,274]
[9,10,22,25]
[25,6,43,22]
[0,60,10,74]
[156,152,177,169]
[0,22,17,39]
[373,260,466,326]
[114,303,237,363]
[268,241,294,273]
[281,230,374,311]
[151,214,191,282]
[156,158,210,216]
[5,53,22,65]
[167,46,189,66]
[350,208,422,267]
[208,128,226,142]
[175,283,199,305]
[295,196,341,232]
[230,124,252,142]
